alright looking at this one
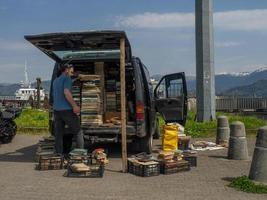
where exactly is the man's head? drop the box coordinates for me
[60,64,74,76]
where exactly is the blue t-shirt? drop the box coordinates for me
[53,74,73,111]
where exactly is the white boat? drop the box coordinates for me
[15,88,45,101]
[15,61,45,101]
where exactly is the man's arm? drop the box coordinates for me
[64,88,80,114]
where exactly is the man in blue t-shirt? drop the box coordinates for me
[53,64,84,155]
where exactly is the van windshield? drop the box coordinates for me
[53,49,120,61]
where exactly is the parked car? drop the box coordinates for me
[25,30,187,153]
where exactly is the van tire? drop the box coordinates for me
[153,120,160,139]
[139,134,153,154]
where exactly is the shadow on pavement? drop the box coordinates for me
[0,142,136,163]
[105,168,125,173]
[222,177,235,182]
[85,142,140,159]
[208,155,228,159]
[0,144,38,163]
[0,139,161,165]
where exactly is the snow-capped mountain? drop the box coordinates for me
[185,67,267,96]
[215,67,267,93]
[221,79,267,97]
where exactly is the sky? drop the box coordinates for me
[0,0,267,83]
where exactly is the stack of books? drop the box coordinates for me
[105,77,122,112]
[158,151,174,162]
[80,75,102,127]
[106,92,117,111]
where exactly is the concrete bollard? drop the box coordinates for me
[228,121,249,160]
[249,126,267,184]
[216,116,230,146]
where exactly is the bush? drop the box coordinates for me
[15,108,49,134]
[229,176,267,194]
[158,111,267,138]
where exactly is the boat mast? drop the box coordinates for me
[24,60,31,88]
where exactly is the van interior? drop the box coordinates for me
[67,59,136,131]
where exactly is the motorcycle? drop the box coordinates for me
[0,108,20,143]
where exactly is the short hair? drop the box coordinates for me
[59,64,73,73]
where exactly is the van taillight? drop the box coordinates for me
[136,102,144,120]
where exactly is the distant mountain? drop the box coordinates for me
[221,79,267,97]
[185,67,267,96]
[1,67,267,97]
[0,84,21,96]
[215,67,267,94]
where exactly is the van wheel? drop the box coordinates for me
[153,120,160,139]
[139,134,153,154]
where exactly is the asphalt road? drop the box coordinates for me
[0,134,266,200]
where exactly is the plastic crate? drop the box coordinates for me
[36,154,64,170]
[66,164,104,178]
[183,156,197,167]
[128,160,160,177]
[160,160,190,175]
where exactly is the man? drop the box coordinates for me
[53,64,84,155]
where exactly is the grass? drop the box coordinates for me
[158,111,267,138]
[15,108,49,134]
[229,176,267,194]
[14,108,267,137]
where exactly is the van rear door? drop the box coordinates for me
[154,72,187,126]
[24,30,132,63]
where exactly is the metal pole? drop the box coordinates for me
[36,77,41,109]
[120,38,127,172]
[195,0,216,121]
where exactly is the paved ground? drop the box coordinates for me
[0,134,266,200]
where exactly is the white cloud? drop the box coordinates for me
[116,9,267,31]
[215,9,267,31]
[215,41,242,47]
[116,12,194,28]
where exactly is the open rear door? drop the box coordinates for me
[24,30,132,63]
[154,72,187,126]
